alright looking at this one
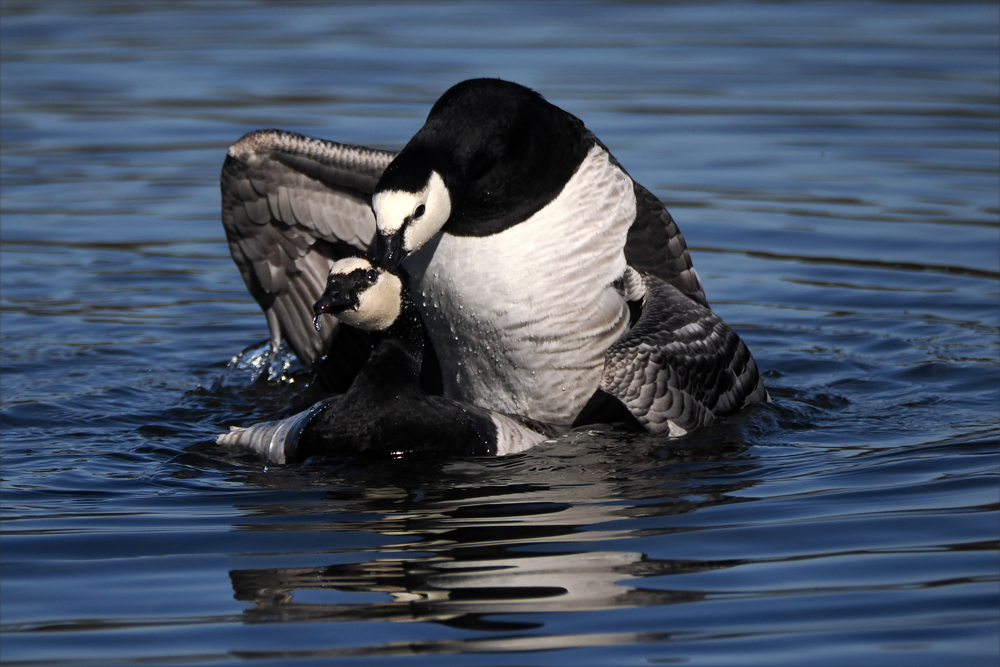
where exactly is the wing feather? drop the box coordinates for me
[587,134,708,306]
[625,183,709,307]
[601,274,768,435]
[221,129,397,369]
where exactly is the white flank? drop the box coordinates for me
[490,414,552,456]
[666,421,688,438]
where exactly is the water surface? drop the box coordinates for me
[2,2,998,665]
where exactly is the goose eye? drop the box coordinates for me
[365,269,379,283]
[413,204,425,219]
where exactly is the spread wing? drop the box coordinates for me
[221,129,397,369]
[600,273,768,436]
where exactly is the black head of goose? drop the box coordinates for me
[216,257,555,464]
[372,78,593,269]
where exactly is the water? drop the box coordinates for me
[2,1,998,664]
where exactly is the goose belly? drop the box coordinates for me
[406,146,636,426]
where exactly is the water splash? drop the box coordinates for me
[212,340,304,388]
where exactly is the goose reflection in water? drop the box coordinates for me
[224,431,761,643]
[230,550,718,631]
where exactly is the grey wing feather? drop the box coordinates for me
[625,182,709,307]
[221,129,397,368]
[601,274,768,435]
[587,133,708,307]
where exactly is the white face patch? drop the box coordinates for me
[329,261,403,332]
[372,171,451,256]
[329,256,374,277]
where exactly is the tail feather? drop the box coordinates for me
[216,398,334,464]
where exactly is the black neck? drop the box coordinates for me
[371,271,425,365]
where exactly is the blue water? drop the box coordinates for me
[2,2,998,665]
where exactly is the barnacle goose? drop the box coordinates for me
[220,78,767,437]
[217,257,555,463]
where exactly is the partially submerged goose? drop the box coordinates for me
[221,78,767,436]
[217,258,554,463]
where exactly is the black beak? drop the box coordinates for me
[312,284,354,331]
[375,232,405,273]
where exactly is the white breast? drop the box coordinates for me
[404,145,636,426]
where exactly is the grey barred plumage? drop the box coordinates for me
[601,274,769,435]
[626,182,708,308]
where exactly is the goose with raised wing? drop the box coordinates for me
[220,78,767,436]
[217,257,554,463]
